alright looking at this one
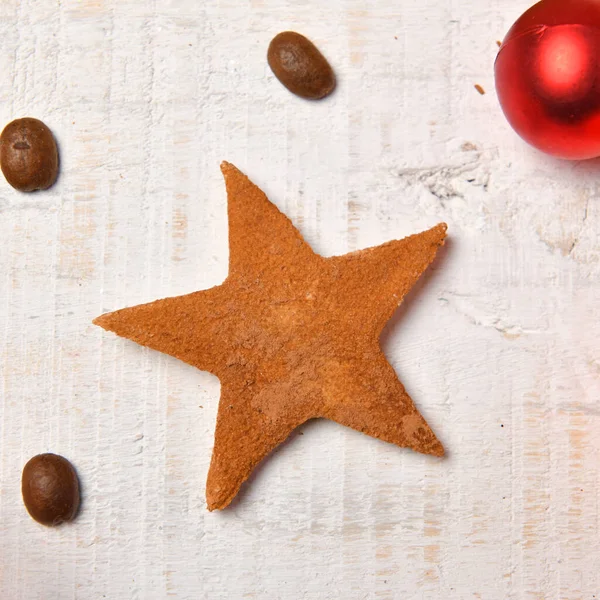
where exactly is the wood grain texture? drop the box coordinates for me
[0,0,598,598]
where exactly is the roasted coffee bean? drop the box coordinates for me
[0,118,59,191]
[267,32,336,100]
[22,453,80,526]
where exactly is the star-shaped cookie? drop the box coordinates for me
[94,162,447,511]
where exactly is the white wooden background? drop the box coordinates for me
[0,0,599,598]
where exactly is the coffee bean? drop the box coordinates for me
[22,453,80,526]
[267,32,336,100]
[0,118,59,192]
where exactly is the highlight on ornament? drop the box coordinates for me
[495,0,600,160]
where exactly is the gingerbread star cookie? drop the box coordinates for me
[94,162,447,511]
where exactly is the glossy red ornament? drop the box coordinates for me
[495,0,600,159]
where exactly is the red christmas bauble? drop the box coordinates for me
[495,0,600,159]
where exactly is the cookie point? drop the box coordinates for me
[433,222,448,240]
[220,161,236,173]
[206,495,226,512]
[92,312,114,331]
[431,440,445,457]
